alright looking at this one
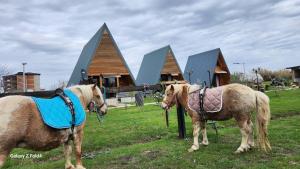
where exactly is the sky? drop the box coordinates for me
[0,0,299,89]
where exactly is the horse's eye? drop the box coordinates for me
[96,95,100,99]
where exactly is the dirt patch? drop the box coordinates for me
[271,112,300,120]
[136,135,162,144]
[117,155,138,165]
[142,150,161,160]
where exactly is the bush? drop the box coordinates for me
[258,68,292,81]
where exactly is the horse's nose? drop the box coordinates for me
[161,102,167,109]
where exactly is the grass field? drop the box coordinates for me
[3,89,300,169]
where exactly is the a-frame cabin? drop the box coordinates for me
[184,48,230,87]
[136,45,184,85]
[68,23,135,97]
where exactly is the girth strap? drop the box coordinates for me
[55,88,76,140]
[199,86,207,120]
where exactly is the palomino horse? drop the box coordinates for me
[0,84,107,169]
[161,83,271,153]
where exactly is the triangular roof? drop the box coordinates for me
[136,45,183,85]
[68,23,135,86]
[184,48,230,85]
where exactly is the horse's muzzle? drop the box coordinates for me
[96,105,107,116]
[161,102,169,110]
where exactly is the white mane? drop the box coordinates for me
[68,84,93,103]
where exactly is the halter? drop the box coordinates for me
[162,92,178,109]
[88,98,106,125]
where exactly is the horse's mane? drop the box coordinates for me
[68,84,93,102]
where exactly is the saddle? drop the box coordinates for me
[32,89,86,129]
[188,85,223,119]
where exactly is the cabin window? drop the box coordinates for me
[103,77,117,88]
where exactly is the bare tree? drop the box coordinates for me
[0,65,10,93]
[50,79,68,90]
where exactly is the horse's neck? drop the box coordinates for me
[71,88,91,108]
[175,85,189,108]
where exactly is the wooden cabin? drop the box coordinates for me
[136,45,184,85]
[287,66,300,84]
[68,23,135,97]
[184,48,230,87]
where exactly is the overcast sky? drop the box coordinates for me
[1,0,299,89]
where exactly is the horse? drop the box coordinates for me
[0,84,107,169]
[161,83,271,154]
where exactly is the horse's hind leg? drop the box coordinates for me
[234,114,252,154]
[64,141,75,169]
[0,148,12,167]
[247,119,255,148]
[0,153,7,167]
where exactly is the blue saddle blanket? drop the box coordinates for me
[32,89,86,129]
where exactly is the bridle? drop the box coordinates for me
[88,95,107,124]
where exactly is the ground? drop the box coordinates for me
[2,89,300,169]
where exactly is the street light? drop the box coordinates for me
[233,62,246,81]
[22,62,27,92]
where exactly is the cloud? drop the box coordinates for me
[0,0,299,89]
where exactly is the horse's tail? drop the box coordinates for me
[255,91,271,152]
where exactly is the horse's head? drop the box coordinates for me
[91,84,108,115]
[161,84,177,110]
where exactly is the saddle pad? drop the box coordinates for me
[188,86,223,113]
[32,89,86,129]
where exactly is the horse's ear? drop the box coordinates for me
[92,83,97,90]
[170,85,174,92]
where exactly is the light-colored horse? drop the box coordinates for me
[0,84,107,169]
[161,83,271,153]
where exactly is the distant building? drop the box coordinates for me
[287,65,300,83]
[184,48,230,87]
[2,72,40,93]
[136,45,184,85]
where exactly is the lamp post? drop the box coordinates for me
[233,62,246,81]
[22,62,27,92]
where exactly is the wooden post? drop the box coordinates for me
[99,75,103,88]
[165,110,169,127]
[116,76,120,87]
[176,103,186,139]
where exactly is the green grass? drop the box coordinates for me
[3,89,300,169]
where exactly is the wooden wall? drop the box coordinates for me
[161,50,181,75]
[87,31,129,76]
[214,53,230,85]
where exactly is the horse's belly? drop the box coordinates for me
[23,129,71,151]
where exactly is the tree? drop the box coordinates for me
[50,80,68,90]
[0,65,10,93]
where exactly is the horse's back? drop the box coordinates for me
[222,83,257,113]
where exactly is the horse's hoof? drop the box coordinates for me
[188,148,195,152]
[188,144,199,152]
[200,142,209,146]
[234,145,250,154]
[65,164,75,169]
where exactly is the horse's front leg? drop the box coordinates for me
[64,140,75,169]
[74,130,85,169]
[188,118,200,152]
[200,120,209,145]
